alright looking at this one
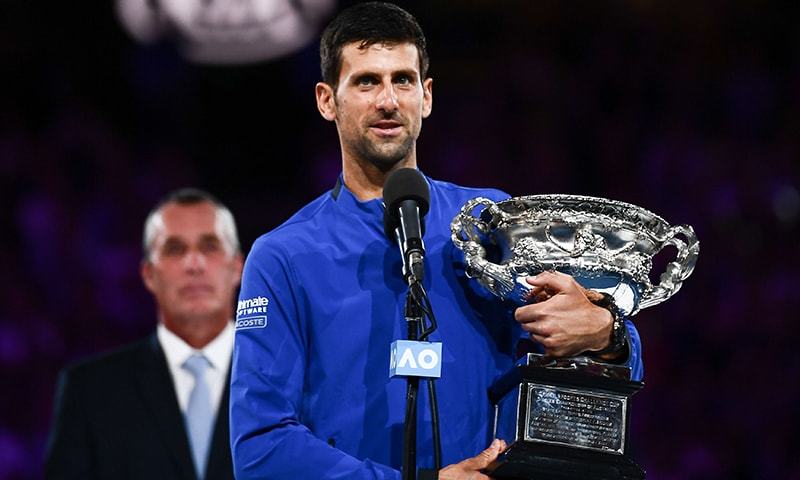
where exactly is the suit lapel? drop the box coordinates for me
[134,334,197,480]
[205,367,232,480]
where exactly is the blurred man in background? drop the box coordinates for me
[45,188,242,480]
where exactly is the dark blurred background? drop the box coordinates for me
[1,0,799,478]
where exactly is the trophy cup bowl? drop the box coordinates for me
[450,194,699,479]
[450,195,699,316]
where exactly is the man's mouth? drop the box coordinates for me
[180,285,214,297]
[369,120,403,137]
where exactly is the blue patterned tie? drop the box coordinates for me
[182,354,213,479]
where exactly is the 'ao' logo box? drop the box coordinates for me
[389,340,442,378]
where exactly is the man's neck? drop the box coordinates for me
[342,155,417,201]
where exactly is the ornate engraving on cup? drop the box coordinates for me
[451,195,699,315]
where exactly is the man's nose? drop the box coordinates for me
[183,250,207,272]
[375,82,399,112]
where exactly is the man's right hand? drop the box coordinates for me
[438,438,507,480]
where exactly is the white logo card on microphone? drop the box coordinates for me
[389,340,442,378]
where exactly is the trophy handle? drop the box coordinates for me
[638,224,699,310]
[451,197,504,249]
[451,198,518,300]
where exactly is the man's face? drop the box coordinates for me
[141,202,242,328]
[318,42,433,170]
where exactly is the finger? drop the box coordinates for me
[526,271,576,293]
[514,303,545,325]
[531,286,554,303]
[520,315,551,336]
[523,285,548,303]
[529,332,549,345]
[465,439,506,470]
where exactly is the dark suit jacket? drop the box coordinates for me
[45,334,234,480]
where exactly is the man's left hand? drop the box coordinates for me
[513,271,613,358]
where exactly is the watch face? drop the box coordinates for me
[116,0,336,64]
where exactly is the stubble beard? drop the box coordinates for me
[350,130,415,173]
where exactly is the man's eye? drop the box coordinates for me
[200,240,222,254]
[163,243,186,256]
[395,75,411,85]
[358,77,378,86]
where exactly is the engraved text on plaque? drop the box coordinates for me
[525,385,626,454]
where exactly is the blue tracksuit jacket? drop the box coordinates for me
[230,174,643,479]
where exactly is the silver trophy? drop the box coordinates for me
[450,194,699,479]
[450,195,699,315]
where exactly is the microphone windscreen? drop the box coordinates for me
[382,168,430,240]
[383,168,430,213]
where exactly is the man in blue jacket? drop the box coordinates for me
[230,3,643,479]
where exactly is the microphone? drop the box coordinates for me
[383,168,430,284]
[384,169,443,476]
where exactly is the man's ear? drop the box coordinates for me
[231,254,244,286]
[316,82,337,121]
[141,260,156,294]
[422,77,433,119]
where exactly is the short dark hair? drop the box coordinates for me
[320,2,429,89]
[142,188,240,260]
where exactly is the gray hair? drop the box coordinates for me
[142,188,240,261]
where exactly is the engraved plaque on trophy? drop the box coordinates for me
[451,195,699,479]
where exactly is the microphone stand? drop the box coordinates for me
[401,279,443,480]
[402,290,422,480]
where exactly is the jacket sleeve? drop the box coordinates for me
[44,368,95,480]
[229,237,400,480]
[624,320,644,382]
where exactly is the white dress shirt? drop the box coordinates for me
[157,321,234,416]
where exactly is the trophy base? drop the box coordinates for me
[486,441,644,480]
[487,354,645,480]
